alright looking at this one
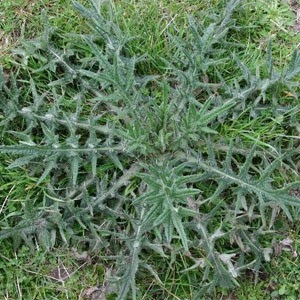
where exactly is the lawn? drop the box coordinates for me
[1,0,300,299]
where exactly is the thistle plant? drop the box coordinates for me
[1,0,300,298]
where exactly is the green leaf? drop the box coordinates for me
[37,160,57,185]
[171,210,188,251]
[37,228,51,251]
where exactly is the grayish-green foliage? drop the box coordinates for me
[1,0,300,298]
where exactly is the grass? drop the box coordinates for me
[0,243,105,299]
[1,0,300,299]
[1,241,300,299]
[0,0,86,65]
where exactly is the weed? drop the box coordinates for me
[1,0,300,299]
